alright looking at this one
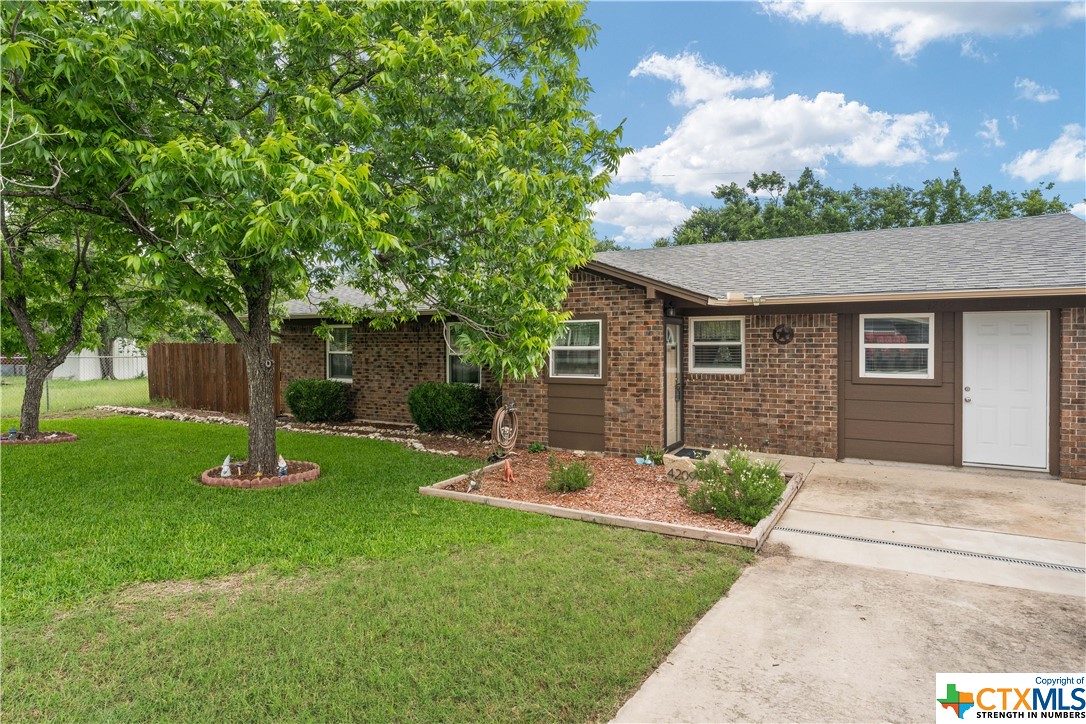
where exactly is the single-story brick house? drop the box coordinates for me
[281,213,1086,480]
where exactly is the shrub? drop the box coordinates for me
[527,442,547,454]
[678,447,786,525]
[406,382,489,434]
[285,378,352,423]
[546,453,593,492]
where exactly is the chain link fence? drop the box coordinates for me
[1,354,151,418]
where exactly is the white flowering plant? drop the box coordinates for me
[678,446,785,525]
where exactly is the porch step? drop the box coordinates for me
[768,510,1086,596]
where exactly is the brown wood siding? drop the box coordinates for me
[840,312,957,465]
[546,382,605,452]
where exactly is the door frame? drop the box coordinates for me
[664,319,684,451]
[960,309,1050,472]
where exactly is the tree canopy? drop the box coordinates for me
[661,168,1072,247]
[2,1,624,467]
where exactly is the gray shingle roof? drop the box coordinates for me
[282,286,434,318]
[594,214,1086,301]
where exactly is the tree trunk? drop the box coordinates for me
[97,323,115,379]
[240,336,278,473]
[19,359,51,437]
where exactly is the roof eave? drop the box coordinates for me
[585,260,713,305]
[707,286,1086,306]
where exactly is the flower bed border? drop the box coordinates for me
[1,432,78,446]
[419,462,805,551]
[200,460,321,489]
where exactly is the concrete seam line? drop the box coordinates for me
[773,527,1086,575]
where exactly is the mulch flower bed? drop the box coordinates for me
[1,431,79,445]
[445,451,753,535]
[200,460,320,489]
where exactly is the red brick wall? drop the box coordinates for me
[279,318,497,424]
[1060,307,1086,480]
[683,313,838,458]
[502,270,664,455]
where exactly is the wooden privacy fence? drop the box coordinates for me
[147,343,282,415]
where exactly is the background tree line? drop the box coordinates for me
[595,168,1073,251]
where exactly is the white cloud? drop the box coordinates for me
[1002,124,1086,182]
[1014,77,1060,103]
[977,118,1005,148]
[1071,201,1086,219]
[616,52,949,195]
[959,39,992,62]
[591,192,694,246]
[631,52,772,104]
[761,1,1081,59]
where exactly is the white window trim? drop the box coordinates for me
[859,312,935,379]
[549,319,603,379]
[326,324,353,382]
[689,316,745,374]
[446,346,482,386]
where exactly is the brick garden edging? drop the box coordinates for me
[200,461,320,489]
[1,432,78,445]
[419,464,805,551]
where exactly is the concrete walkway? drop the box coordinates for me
[613,554,1086,723]
[613,462,1086,723]
[771,460,1085,596]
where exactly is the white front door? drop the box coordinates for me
[962,311,1048,470]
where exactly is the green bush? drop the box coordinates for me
[678,447,786,525]
[285,378,352,423]
[527,442,547,454]
[406,382,489,434]
[546,454,593,492]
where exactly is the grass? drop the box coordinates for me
[2,416,751,721]
[0,376,151,418]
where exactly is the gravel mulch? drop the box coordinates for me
[445,451,753,535]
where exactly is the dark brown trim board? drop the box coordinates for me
[1050,309,1061,477]
[545,314,608,452]
[840,311,957,466]
[954,313,964,466]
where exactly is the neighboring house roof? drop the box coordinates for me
[591,213,1086,305]
[282,286,435,319]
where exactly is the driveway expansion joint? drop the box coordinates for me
[773,526,1086,574]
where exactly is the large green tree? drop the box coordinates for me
[665,168,1071,246]
[0,201,129,435]
[2,1,623,470]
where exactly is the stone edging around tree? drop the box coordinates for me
[1,432,79,445]
[200,460,320,489]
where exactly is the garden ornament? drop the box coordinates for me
[467,479,480,492]
[277,455,288,477]
[8,427,17,441]
[220,455,232,477]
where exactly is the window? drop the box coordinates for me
[689,317,744,373]
[326,326,353,381]
[859,313,934,379]
[550,320,602,379]
[446,330,482,386]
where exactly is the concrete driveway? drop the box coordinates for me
[614,462,1086,723]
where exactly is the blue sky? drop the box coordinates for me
[581,1,1086,247]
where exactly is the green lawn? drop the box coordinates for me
[0,376,151,417]
[2,416,750,721]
